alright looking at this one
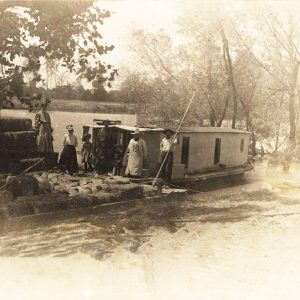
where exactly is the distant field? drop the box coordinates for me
[48,99,136,114]
[9,99,136,114]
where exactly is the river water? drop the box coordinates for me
[1,109,137,152]
[2,167,300,300]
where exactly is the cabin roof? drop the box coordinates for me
[83,124,164,132]
[179,127,250,134]
[113,125,165,132]
[83,124,250,134]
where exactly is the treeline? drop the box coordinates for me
[24,85,111,102]
[22,83,138,103]
[118,1,300,155]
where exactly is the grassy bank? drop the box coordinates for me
[9,99,136,114]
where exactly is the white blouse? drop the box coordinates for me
[63,133,78,147]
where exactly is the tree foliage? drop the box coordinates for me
[122,1,300,154]
[0,0,117,109]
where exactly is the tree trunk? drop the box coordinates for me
[289,92,296,144]
[275,121,281,152]
[251,131,257,157]
[287,16,299,145]
[207,57,217,127]
[248,118,257,156]
[246,111,250,131]
[288,62,299,144]
[209,112,216,126]
[220,25,238,128]
[217,94,230,127]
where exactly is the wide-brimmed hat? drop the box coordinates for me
[66,124,74,131]
[103,119,111,125]
[41,98,50,107]
[131,129,141,135]
[82,133,91,141]
[164,128,175,135]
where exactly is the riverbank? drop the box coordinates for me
[4,99,136,114]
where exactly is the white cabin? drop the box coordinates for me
[82,123,252,181]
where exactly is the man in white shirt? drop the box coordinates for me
[160,129,176,182]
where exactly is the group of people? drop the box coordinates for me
[34,103,176,181]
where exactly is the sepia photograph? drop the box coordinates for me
[1,0,300,299]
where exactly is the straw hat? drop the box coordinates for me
[164,128,175,135]
[66,124,74,131]
[131,129,141,135]
[103,119,111,125]
[41,98,50,108]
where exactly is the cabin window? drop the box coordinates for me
[214,138,221,165]
[240,138,245,152]
[181,137,190,168]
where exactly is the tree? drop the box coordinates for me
[233,11,300,145]
[0,0,117,109]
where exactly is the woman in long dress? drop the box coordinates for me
[124,129,147,178]
[59,125,79,174]
[35,102,53,153]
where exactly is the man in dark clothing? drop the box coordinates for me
[159,129,176,182]
[95,120,111,174]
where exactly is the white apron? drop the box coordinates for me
[125,138,147,177]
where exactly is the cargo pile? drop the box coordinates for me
[0,116,57,173]
[0,173,160,218]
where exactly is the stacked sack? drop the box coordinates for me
[0,117,38,173]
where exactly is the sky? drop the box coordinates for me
[39,0,300,89]
[34,0,182,89]
[96,0,182,80]
[94,0,300,82]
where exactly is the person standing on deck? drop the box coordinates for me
[81,133,93,173]
[59,125,79,174]
[113,144,123,176]
[123,129,147,178]
[159,129,176,182]
[95,120,111,174]
[34,100,53,153]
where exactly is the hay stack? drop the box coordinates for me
[0,117,32,132]
[0,149,40,160]
[0,131,37,151]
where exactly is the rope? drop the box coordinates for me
[152,92,196,186]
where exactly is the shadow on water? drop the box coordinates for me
[0,185,274,260]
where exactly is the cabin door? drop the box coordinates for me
[181,137,190,168]
[214,138,221,164]
[120,131,131,154]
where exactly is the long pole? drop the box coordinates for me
[152,92,196,186]
[0,157,45,192]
